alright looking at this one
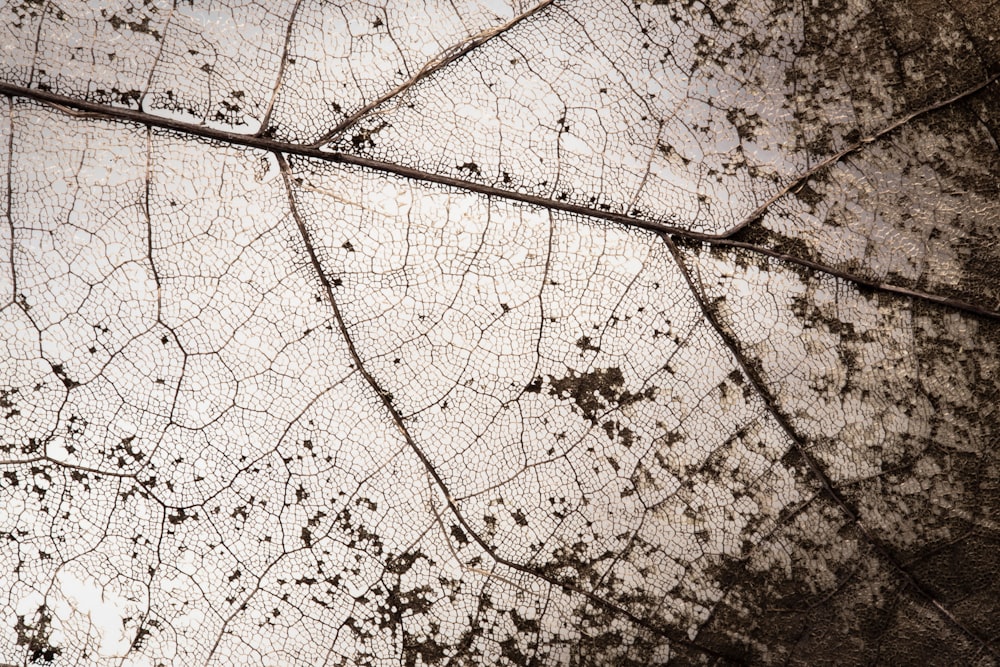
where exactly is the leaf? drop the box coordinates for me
[0,1,998,665]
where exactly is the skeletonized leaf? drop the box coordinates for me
[1,1,998,665]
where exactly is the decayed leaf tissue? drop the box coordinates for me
[0,0,998,665]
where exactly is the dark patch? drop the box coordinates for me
[334,507,384,556]
[106,13,161,39]
[15,604,61,664]
[167,507,196,525]
[49,364,79,389]
[115,436,145,464]
[403,629,448,666]
[91,87,143,107]
[499,637,532,664]
[1,387,19,420]
[378,584,434,630]
[601,419,636,448]
[130,625,151,651]
[450,524,469,545]
[575,336,601,353]
[509,608,540,634]
[791,179,824,208]
[547,367,655,423]
[350,121,388,149]
[386,550,425,576]
[726,368,755,401]
[725,108,763,142]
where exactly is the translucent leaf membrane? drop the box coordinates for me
[735,79,1000,311]
[0,0,296,131]
[3,102,812,665]
[265,0,546,142]
[0,0,538,132]
[327,0,999,234]
[2,102,676,665]
[285,157,825,640]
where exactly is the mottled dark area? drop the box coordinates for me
[687,243,1000,664]
[738,80,1000,311]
